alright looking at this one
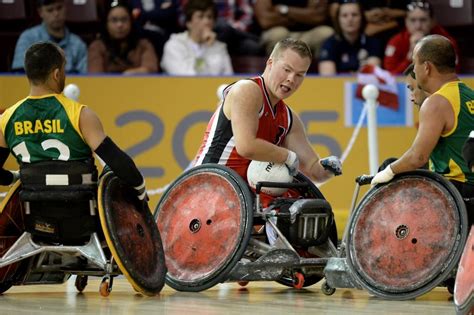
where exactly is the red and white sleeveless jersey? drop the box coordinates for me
[193,76,293,180]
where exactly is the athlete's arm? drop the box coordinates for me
[225,80,289,164]
[283,114,333,182]
[79,107,145,196]
[391,94,452,173]
[0,127,18,185]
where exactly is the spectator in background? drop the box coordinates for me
[330,0,410,48]
[88,1,158,74]
[161,0,233,75]
[254,0,334,57]
[383,0,459,74]
[130,0,181,59]
[11,0,87,74]
[361,0,409,45]
[213,0,264,56]
[319,0,382,75]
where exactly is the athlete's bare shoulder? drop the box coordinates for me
[223,79,263,118]
[227,79,263,105]
[229,79,261,97]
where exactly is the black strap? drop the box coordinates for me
[0,146,14,185]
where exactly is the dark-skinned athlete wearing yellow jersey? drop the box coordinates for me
[372,35,474,226]
[0,42,147,203]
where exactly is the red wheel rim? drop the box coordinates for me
[454,226,474,310]
[157,171,245,283]
[350,177,459,292]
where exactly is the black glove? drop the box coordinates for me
[463,133,474,170]
[378,157,398,172]
[320,156,342,176]
[99,164,113,179]
[285,150,299,176]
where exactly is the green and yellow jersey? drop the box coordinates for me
[0,94,92,164]
[429,81,474,184]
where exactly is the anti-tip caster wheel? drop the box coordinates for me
[99,276,114,297]
[293,272,305,290]
[75,275,88,293]
[321,280,336,296]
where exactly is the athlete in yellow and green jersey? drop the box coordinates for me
[0,42,147,202]
[0,94,92,164]
[371,35,474,225]
[429,81,474,185]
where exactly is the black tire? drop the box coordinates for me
[98,173,166,296]
[0,282,13,295]
[75,275,88,292]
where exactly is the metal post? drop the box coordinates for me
[362,84,379,175]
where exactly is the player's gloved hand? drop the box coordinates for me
[320,156,342,176]
[134,181,147,201]
[134,180,150,212]
[285,150,299,176]
[462,131,474,171]
[378,157,398,172]
[10,170,19,185]
[99,164,113,179]
[371,164,395,186]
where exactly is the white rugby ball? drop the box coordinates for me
[247,160,293,196]
[64,83,80,101]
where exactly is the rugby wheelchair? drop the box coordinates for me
[154,164,338,292]
[0,160,166,296]
[323,170,471,306]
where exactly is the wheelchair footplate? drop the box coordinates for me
[227,176,338,289]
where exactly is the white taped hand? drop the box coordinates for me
[371,164,395,185]
[285,150,299,176]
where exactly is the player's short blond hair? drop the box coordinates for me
[270,38,312,62]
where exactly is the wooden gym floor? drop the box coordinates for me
[0,277,456,315]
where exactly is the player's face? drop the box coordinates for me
[39,1,66,31]
[267,49,311,100]
[412,45,428,91]
[406,75,428,108]
[107,6,132,40]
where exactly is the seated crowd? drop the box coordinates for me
[3,0,472,75]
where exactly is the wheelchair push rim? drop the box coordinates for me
[98,172,166,296]
[346,170,468,300]
[154,164,253,292]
